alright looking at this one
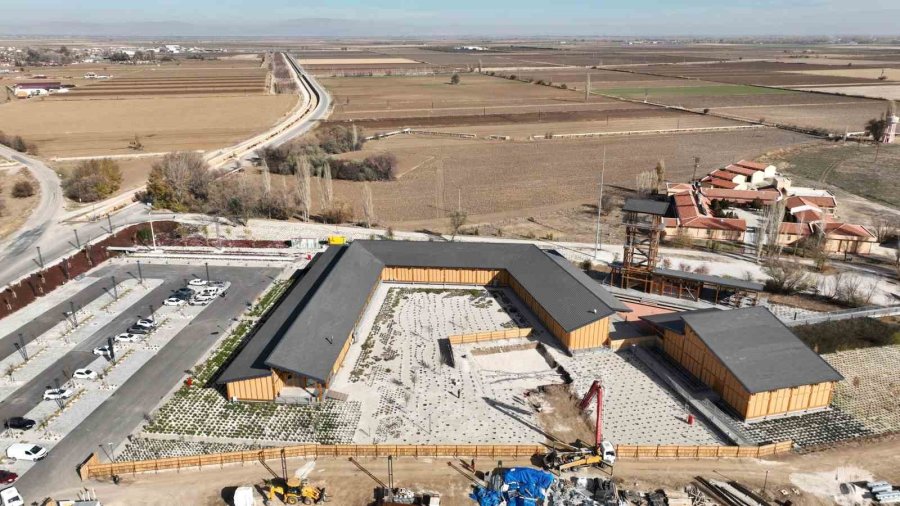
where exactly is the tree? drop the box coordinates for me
[145,152,214,211]
[635,171,654,197]
[294,156,312,222]
[11,180,35,198]
[654,159,666,194]
[865,118,886,142]
[448,210,467,241]
[362,183,375,228]
[757,199,786,260]
[450,73,460,85]
[62,158,123,202]
[11,136,27,153]
[762,259,812,294]
[322,161,333,208]
[872,217,897,243]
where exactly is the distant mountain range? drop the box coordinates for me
[0,18,549,38]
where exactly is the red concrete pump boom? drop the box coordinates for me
[579,380,603,446]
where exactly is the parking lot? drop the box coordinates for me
[0,259,280,500]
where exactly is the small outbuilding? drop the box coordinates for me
[642,306,843,421]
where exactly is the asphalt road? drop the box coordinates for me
[12,264,279,500]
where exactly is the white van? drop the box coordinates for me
[0,486,24,506]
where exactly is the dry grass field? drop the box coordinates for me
[0,94,295,156]
[0,165,39,240]
[240,127,812,241]
[0,58,295,157]
[52,155,164,200]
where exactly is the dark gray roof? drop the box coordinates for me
[640,308,721,334]
[264,243,384,383]
[217,247,346,384]
[220,240,628,384]
[623,198,670,216]
[653,267,764,292]
[681,307,843,393]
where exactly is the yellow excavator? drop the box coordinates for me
[260,451,328,504]
[542,380,617,474]
[266,477,327,505]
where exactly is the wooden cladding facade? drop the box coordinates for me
[225,370,283,402]
[661,327,835,421]
[380,266,508,286]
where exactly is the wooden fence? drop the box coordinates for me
[448,327,532,345]
[78,441,793,480]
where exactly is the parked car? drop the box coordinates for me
[6,443,47,461]
[188,278,208,287]
[0,471,17,485]
[72,368,98,380]
[3,418,35,431]
[173,288,194,299]
[43,387,74,401]
[0,486,24,506]
[163,297,185,307]
[93,344,114,356]
[135,318,157,329]
[126,326,150,335]
[115,332,141,343]
[189,294,214,306]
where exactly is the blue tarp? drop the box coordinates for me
[469,467,556,505]
[502,467,555,499]
[469,488,503,506]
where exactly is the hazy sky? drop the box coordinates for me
[4,0,900,36]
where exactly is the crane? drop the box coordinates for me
[542,379,617,473]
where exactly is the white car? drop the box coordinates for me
[43,387,74,401]
[0,486,24,506]
[189,294,214,306]
[72,368,98,380]
[114,332,141,343]
[135,318,157,329]
[6,443,47,462]
[163,297,185,307]
[188,278,208,287]
[93,344,114,356]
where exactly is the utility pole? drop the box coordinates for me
[111,276,118,300]
[205,262,211,283]
[137,261,144,286]
[106,214,113,235]
[73,229,81,249]
[149,218,157,249]
[691,156,701,182]
[594,148,606,260]
[36,246,44,270]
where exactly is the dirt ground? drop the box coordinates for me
[0,94,296,156]
[0,165,39,240]
[69,434,900,506]
[245,127,811,241]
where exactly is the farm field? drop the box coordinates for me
[612,61,899,86]
[762,142,900,209]
[793,85,900,101]
[241,127,812,241]
[0,94,296,156]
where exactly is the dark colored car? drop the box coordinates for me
[4,417,35,430]
[0,470,17,484]
[127,326,150,335]
[174,288,193,299]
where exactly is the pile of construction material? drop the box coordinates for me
[696,478,768,506]
[867,481,899,504]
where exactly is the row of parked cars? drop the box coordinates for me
[163,279,229,307]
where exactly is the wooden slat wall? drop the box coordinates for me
[224,373,278,402]
[380,267,507,286]
[660,327,836,420]
[448,327,532,344]
[79,440,793,480]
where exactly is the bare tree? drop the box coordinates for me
[872,217,896,243]
[351,124,359,151]
[654,159,666,194]
[762,259,812,294]
[362,183,375,228]
[322,161,333,208]
[757,199,787,260]
[294,156,311,221]
[635,171,654,198]
[448,210,467,241]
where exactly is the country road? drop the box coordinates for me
[0,52,330,288]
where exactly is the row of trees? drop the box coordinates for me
[0,131,36,154]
